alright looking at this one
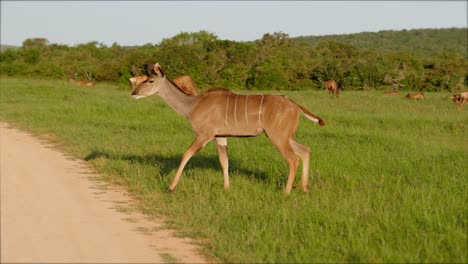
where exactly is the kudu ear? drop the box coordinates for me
[154,63,165,78]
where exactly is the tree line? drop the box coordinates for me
[1,28,466,92]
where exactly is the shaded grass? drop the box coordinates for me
[1,78,466,262]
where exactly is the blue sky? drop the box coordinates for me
[1,1,466,46]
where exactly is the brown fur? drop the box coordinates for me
[384,90,400,95]
[325,80,340,98]
[69,79,96,87]
[130,74,198,96]
[405,92,425,100]
[131,63,325,194]
[451,91,468,111]
[129,75,148,91]
[173,75,199,95]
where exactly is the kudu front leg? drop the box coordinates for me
[215,137,230,189]
[169,135,212,192]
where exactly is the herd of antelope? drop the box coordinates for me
[326,79,466,110]
[128,64,465,194]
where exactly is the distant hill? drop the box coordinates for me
[0,45,20,52]
[295,28,467,58]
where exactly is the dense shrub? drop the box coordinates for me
[1,29,466,91]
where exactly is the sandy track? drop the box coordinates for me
[0,123,207,263]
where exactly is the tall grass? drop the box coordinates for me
[1,78,466,263]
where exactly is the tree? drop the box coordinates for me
[22,38,49,49]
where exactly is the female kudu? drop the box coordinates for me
[451,91,468,111]
[131,63,325,194]
[325,80,340,98]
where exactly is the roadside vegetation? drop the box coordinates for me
[0,78,466,262]
[1,28,466,92]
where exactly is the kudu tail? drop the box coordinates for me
[291,100,325,126]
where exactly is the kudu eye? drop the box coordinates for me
[149,80,154,83]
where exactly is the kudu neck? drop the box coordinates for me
[158,79,199,117]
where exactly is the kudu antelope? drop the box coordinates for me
[451,91,468,111]
[384,90,400,95]
[69,79,96,87]
[325,80,340,98]
[131,63,325,194]
[405,92,425,100]
[70,72,96,87]
[130,74,198,95]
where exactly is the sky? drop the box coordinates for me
[1,1,467,47]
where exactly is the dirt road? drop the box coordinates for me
[0,123,207,263]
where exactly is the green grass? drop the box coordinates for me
[1,78,466,263]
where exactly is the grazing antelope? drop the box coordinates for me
[130,74,198,95]
[405,92,425,100]
[384,90,400,95]
[325,80,339,98]
[69,79,96,87]
[83,81,96,87]
[70,72,96,87]
[451,91,468,111]
[131,63,325,194]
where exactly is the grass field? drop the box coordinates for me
[1,78,466,263]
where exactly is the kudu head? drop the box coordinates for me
[131,63,166,99]
[129,75,148,92]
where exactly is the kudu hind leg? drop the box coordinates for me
[215,137,230,189]
[169,135,212,192]
[290,139,311,192]
[268,136,300,194]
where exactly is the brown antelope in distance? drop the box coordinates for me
[451,91,468,111]
[69,79,96,87]
[131,63,325,194]
[384,90,400,95]
[130,74,198,95]
[69,72,96,87]
[83,81,96,87]
[405,92,425,100]
[325,80,339,98]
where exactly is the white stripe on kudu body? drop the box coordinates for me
[245,95,249,125]
[225,95,230,126]
[224,93,266,127]
[258,95,264,123]
[131,63,325,194]
[234,94,238,124]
